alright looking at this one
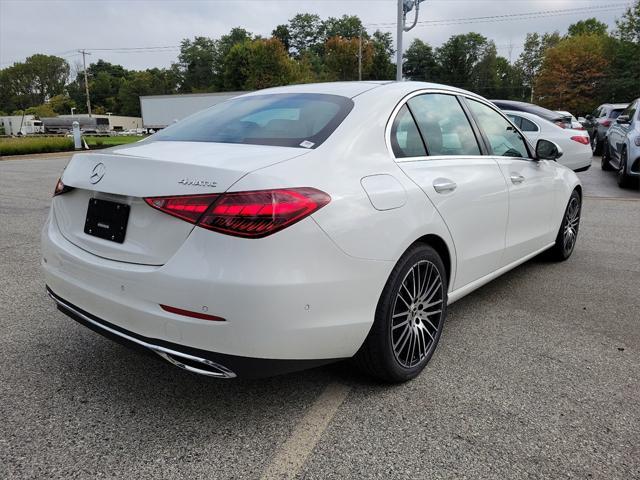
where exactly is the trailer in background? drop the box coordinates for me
[0,115,44,136]
[41,116,110,134]
[140,92,245,130]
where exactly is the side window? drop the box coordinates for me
[467,99,530,158]
[390,104,426,158]
[520,117,539,132]
[407,94,481,156]
[507,114,522,129]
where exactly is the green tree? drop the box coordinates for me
[514,32,561,101]
[434,33,497,92]
[272,24,291,53]
[177,36,218,92]
[368,30,395,80]
[403,39,436,81]
[615,0,640,43]
[567,18,608,37]
[323,15,365,39]
[288,13,325,57]
[48,94,76,115]
[223,38,297,90]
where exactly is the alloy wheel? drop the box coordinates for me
[563,196,580,256]
[390,260,444,368]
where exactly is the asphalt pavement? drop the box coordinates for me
[1,155,638,479]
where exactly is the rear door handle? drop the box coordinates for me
[433,179,457,193]
[510,174,525,184]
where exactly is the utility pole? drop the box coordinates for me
[396,0,426,81]
[358,28,363,81]
[79,49,92,117]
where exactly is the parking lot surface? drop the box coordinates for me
[1,155,639,479]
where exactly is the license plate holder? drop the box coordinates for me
[84,198,130,243]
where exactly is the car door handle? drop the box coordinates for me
[510,174,525,184]
[433,179,457,193]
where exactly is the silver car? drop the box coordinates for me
[602,98,640,189]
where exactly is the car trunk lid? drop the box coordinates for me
[54,140,309,265]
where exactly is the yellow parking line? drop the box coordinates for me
[261,382,351,480]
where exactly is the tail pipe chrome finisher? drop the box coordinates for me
[47,290,237,379]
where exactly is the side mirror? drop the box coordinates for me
[536,139,564,161]
[616,115,630,124]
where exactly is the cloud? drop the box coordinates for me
[0,0,627,70]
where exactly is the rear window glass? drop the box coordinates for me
[152,93,354,148]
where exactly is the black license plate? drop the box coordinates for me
[84,198,130,243]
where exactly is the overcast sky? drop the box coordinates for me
[0,0,630,72]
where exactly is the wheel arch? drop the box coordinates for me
[411,234,453,290]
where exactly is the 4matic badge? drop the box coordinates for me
[178,178,217,188]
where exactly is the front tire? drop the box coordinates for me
[601,141,614,171]
[548,190,581,261]
[355,244,447,383]
[591,135,602,156]
[617,149,638,189]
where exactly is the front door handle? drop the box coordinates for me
[433,179,457,193]
[510,174,525,184]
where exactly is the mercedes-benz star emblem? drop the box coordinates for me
[90,163,106,184]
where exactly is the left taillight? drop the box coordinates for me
[144,187,330,238]
[570,135,590,145]
[53,178,73,196]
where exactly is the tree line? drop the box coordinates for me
[0,2,638,120]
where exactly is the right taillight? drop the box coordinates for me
[53,178,73,196]
[144,188,330,238]
[601,119,612,127]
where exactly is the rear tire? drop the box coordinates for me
[601,141,614,171]
[548,190,581,261]
[617,149,638,189]
[354,244,447,383]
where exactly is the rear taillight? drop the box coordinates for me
[53,178,73,196]
[145,194,218,224]
[570,136,590,145]
[600,119,612,127]
[144,188,330,238]
[554,121,566,129]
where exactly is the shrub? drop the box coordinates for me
[0,136,75,156]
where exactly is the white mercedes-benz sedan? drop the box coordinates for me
[505,110,592,172]
[42,81,582,382]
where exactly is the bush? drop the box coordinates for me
[0,136,75,156]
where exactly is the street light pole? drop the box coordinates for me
[396,0,404,81]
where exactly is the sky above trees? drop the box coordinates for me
[0,0,629,71]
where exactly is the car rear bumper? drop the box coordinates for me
[47,287,337,378]
[42,212,392,367]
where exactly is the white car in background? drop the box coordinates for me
[42,82,582,382]
[506,110,592,172]
[556,110,585,130]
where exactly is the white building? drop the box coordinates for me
[57,114,142,131]
[0,115,44,135]
[140,92,245,129]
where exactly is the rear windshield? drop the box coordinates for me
[152,93,354,149]
[609,109,624,119]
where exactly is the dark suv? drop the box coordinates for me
[584,103,628,155]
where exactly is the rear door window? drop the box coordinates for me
[520,117,539,132]
[407,94,481,156]
[610,109,624,119]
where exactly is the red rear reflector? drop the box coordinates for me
[144,188,330,238]
[160,304,225,322]
[570,135,590,145]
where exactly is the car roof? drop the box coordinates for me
[490,99,563,121]
[503,109,553,127]
[239,81,485,101]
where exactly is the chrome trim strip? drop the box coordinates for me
[48,291,237,379]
